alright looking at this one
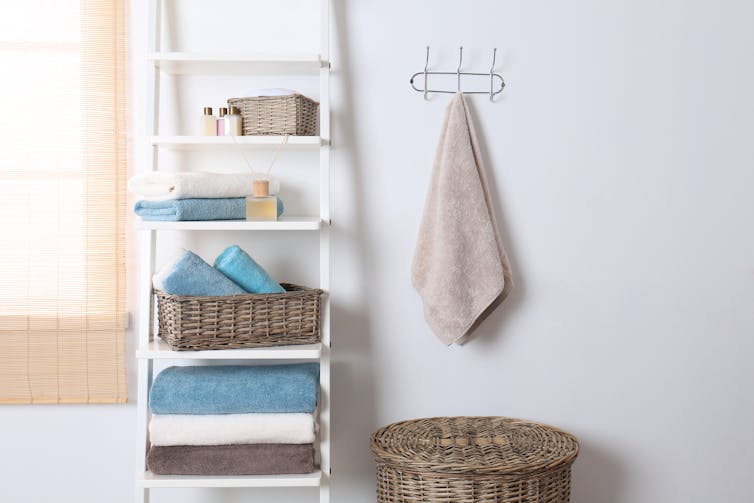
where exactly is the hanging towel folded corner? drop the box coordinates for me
[411,93,513,346]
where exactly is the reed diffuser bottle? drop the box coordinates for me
[234,135,288,221]
[246,177,279,221]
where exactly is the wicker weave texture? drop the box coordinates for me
[227,94,319,136]
[155,283,323,351]
[371,417,579,503]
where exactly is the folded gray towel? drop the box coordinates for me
[147,443,315,475]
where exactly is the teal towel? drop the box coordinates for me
[148,363,320,414]
[153,250,246,296]
[135,198,284,221]
[214,245,285,294]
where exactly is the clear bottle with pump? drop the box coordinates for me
[200,107,216,136]
[246,178,279,221]
[216,107,229,136]
[227,106,243,136]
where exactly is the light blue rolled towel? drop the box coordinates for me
[214,245,285,294]
[148,363,320,414]
[134,197,284,221]
[153,249,246,296]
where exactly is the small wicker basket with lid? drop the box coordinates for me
[370,416,579,503]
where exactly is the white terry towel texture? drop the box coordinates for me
[411,93,513,345]
[128,172,254,201]
[149,413,316,446]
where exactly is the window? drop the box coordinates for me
[0,0,127,403]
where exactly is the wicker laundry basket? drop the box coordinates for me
[227,94,319,136]
[370,416,579,503]
[155,283,323,350]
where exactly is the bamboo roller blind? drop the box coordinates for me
[0,0,127,403]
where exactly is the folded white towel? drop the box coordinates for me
[149,413,316,446]
[128,172,254,201]
[412,93,513,345]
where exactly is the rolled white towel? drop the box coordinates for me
[128,172,254,201]
[149,413,317,446]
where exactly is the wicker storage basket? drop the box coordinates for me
[155,283,323,351]
[371,417,579,503]
[227,94,319,136]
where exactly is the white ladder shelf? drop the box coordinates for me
[134,1,332,502]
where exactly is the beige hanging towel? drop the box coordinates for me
[411,93,513,345]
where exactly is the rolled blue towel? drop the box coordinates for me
[134,198,284,221]
[149,363,320,414]
[153,250,246,296]
[214,245,285,294]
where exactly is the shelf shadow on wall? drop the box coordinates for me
[330,0,380,500]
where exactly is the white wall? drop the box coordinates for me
[2,1,754,502]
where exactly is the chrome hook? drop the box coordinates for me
[424,46,430,100]
[457,46,463,92]
[489,48,497,101]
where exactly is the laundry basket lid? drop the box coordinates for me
[370,416,579,475]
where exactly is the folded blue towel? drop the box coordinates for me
[149,363,320,414]
[135,198,284,221]
[214,245,285,294]
[153,250,246,296]
[135,198,245,221]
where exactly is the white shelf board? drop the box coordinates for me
[135,217,322,231]
[151,135,324,149]
[148,52,325,75]
[138,471,322,488]
[136,339,322,360]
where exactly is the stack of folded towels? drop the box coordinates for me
[154,245,285,296]
[129,172,283,221]
[147,363,320,476]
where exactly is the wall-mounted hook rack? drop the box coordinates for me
[410,46,505,100]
